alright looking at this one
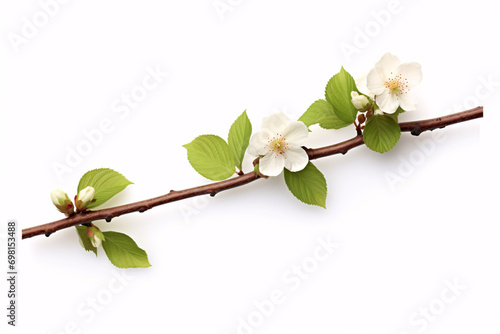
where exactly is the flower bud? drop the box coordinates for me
[50,189,74,216]
[351,91,370,111]
[86,225,103,248]
[357,113,366,125]
[75,186,95,212]
[51,189,67,206]
[92,235,102,248]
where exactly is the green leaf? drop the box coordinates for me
[381,106,405,123]
[394,106,406,115]
[183,135,235,181]
[78,168,133,208]
[319,113,352,130]
[284,162,327,208]
[299,99,351,130]
[363,114,401,153]
[325,67,359,124]
[298,99,327,127]
[75,226,97,256]
[318,107,353,130]
[101,231,151,269]
[228,110,252,171]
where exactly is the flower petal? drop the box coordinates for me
[376,52,400,77]
[399,93,417,111]
[355,73,371,96]
[261,112,289,133]
[259,152,285,176]
[397,62,422,89]
[247,128,273,156]
[281,121,308,145]
[284,146,309,172]
[366,67,387,95]
[376,90,400,114]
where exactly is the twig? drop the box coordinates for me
[22,106,483,239]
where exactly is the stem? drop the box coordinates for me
[22,106,483,240]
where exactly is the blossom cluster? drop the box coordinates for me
[248,52,422,177]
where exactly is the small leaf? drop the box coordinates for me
[75,226,97,256]
[78,168,133,208]
[298,99,328,127]
[228,110,252,170]
[318,109,352,131]
[384,106,405,123]
[183,135,235,181]
[319,113,352,130]
[284,162,327,208]
[325,67,359,124]
[363,114,401,153]
[394,106,406,116]
[101,231,151,269]
[299,99,351,130]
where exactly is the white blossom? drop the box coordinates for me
[248,112,309,176]
[367,52,422,114]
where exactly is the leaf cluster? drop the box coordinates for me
[74,169,150,268]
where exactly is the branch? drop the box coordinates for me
[305,106,483,160]
[22,106,483,240]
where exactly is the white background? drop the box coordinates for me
[1,0,499,333]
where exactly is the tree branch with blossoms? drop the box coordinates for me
[22,53,484,269]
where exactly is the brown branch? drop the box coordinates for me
[22,106,483,240]
[398,106,483,136]
[305,106,484,160]
[22,172,261,239]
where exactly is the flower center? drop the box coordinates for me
[267,133,289,156]
[385,72,409,99]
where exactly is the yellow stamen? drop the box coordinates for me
[266,133,289,157]
[384,72,409,99]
